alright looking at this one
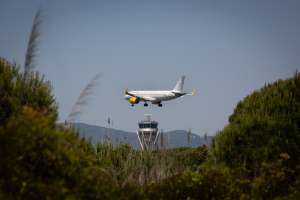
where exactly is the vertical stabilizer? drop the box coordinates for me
[173,76,185,93]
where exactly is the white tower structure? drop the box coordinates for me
[137,115,160,151]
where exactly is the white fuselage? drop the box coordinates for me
[124,76,191,106]
[125,90,183,103]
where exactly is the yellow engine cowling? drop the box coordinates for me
[129,96,140,104]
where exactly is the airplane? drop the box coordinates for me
[124,76,195,107]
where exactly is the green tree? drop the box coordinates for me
[0,58,118,199]
[0,58,57,124]
[212,73,300,198]
[213,73,300,172]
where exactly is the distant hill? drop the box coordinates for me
[72,123,213,149]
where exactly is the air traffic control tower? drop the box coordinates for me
[137,115,160,151]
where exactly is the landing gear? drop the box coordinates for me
[144,103,148,107]
[131,104,134,107]
[158,103,163,107]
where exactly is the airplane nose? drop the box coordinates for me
[124,95,130,100]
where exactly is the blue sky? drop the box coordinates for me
[0,0,299,135]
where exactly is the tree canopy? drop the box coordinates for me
[213,72,300,176]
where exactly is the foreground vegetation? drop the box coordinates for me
[0,58,299,199]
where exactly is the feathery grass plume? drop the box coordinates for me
[24,9,43,75]
[67,73,101,124]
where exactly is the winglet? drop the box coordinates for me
[188,89,196,96]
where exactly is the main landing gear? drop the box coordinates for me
[131,102,162,107]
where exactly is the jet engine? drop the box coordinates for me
[129,96,140,104]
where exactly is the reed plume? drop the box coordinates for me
[67,73,101,124]
[24,9,43,75]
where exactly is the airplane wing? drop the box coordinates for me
[125,90,156,102]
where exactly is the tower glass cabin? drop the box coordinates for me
[137,115,160,150]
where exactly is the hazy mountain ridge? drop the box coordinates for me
[72,123,212,149]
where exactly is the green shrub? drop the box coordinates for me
[145,164,238,200]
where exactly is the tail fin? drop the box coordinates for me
[173,76,185,93]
